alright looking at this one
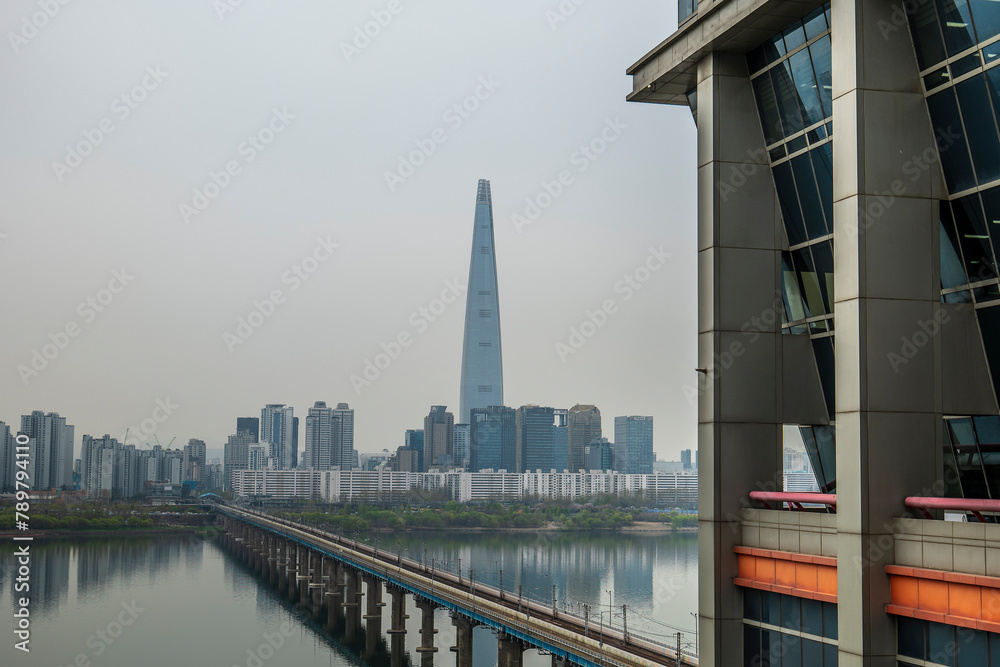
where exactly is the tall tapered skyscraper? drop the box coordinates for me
[458,179,503,426]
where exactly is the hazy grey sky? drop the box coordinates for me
[1,1,702,461]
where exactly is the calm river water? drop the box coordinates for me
[1,529,697,667]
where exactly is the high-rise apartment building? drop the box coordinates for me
[0,422,13,493]
[20,411,74,491]
[405,429,424,471]
[567,404,601,473]
[224,429,254,491]
[423,406,454,471]
[458,179,504,426]
[305,401,333,469]
[615,416,654,475]
[629,1,1000,664]
[183,439,207,483]
[332,403,355,470]
[470,406,515,472]
[454,424,471,471]
[260,404,295,469]
[515,405,555,473]
[81,434,119,498]
[680,448,692,472]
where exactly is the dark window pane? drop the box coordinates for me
[908,0,947,69]
[953,51,983,77]
[822,641,837,666]
[813,330,836,421]
[985,44,1000,65]
[808,36,833,118]
[744,588,762,621]
[766,591,781,626]
[791,154,828,240]
[802,599,823,635]
[789,49,825,126]
[803,6,827,40]
[956,76,1000,184]
[943,202,971,289]
[978,306,1000,415]
[938,0,978,56]
[802,638,823,666]
[926,67,953,90]
[822,602,838,639]
[985,68,1000,154]
[956,626,988,666]
[781,595,801,631]
[975,282,1000,302]
[982,185,1000,267]
[952,194,998,281]
[744,625,762,667]
[771,33,787,58]
[927,88,976,192]
[788,134,809,153]
[990,632,1000,667]
[800,425,836,494]
[748,46,768,74]
[770,146,787,161]
[753,73,784,146]
[782,253,808,322]
[760,629,773,667]
[949,417,976,444]
[783,22,807,52]
[792,247,826,316]
[781,633,802,667]
[774,162,808,246]
[679,0,697,22]
[771,62,805,138]
[928,621,957,667]
[811,239,835,312]
[969,0,1000,43]
[898,616,925,659]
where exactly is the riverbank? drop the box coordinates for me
[0,526,212,540]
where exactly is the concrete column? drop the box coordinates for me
[297,548,311,608]
[415,598,438,667]
[694,51,784,667]
[831,0,945,664]
[387,586,407,635]
[287,544,298,604]
[324,559,343,632]
[390,634,406,667]
[343,568,360,642]
[451,615,475,667]
[309,556,325,619]
[497,635,524,667]
[277,540,288,595]
[363,574,384,621]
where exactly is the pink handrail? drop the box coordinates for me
[749,491,837,511]
[905,496,1000,523]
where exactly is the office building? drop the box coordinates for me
[567,404,601,472]
[628,1,1000,663]
[236,417,259,442]
[681,448,692,472]
[516,405,555,472]
[0,422,13,493]
[470,405,515,472]
[586,437,614,472]
[423,406,454,470]
[20,411,74,491]
[183,439,206,484]
[615,416,654,475]
[458,179,504,425]
[405,429,424,471]
[553,408,569,471]
[260,404,295,469]
[332,402,355,470]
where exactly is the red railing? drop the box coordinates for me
[905,496,1000,523]
[749,491,837,511]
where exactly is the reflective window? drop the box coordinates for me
[782,253,809,322]
[812,336,836,419]
[803,6,828,40]
[979,305,1000,404]
[791,153,828,239]
[678,0,696,23]
[772,62,806,138]
[908,0,948,69]
[942,217,970,289]
[937,0,978,56]
[952,193,998,280]
[774,163,808,246]
[956,76,1000,184]
[809,36,833,117]
[927,88,977,192]
[752,73,784,146]
[969,0,1000,43]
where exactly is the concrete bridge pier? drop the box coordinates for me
[296,547,312,609]
[276,540,288,595]
[415,598,439,667]
[390,633,406,667]
[286,544,299,604]
[309,556,325,620]
[498,634,525,667]
[343,567,361,642]
[387,586,408,635]
[363,575,385,658]
[267,538,279,587]
[451,615,476,667]
[324,559,343,633]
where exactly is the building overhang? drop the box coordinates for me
[626,0,827,106]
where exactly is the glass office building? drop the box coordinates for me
[628,0,1000,664]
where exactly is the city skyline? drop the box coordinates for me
[0,1,697,466]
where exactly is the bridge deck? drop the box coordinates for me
[219,506,694,667]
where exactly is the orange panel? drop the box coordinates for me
[981,589,1000,622]
[776,560,796,588]
[737,555,756,581]
[890,576,919,609]
[756,557,776,585]
[948,583,982,620]
[817,566,838,596]
[795,563,818,592]
[918,579,950,615]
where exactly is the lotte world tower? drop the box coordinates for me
[458,179,503,426]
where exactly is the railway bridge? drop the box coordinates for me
[216,506,696,667]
